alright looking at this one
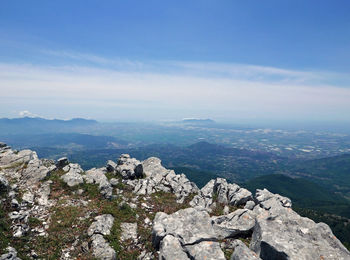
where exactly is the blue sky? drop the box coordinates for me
[1,0,350,123]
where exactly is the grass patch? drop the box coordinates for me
[32,205,89,258]
[3,161,24,170]
[105,171,115,181]
[28,217,41,227]
[102,200,139,257]
[80,182,100,198]
[150,191,196,215]
[0,203,10,253]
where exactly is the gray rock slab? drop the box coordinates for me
[153,207,216,247]
[212,209,256,239]
[230,239,261,260]
[185,241,225,260]
[88,214,114,236]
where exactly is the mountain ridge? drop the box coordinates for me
[0,142,349,259]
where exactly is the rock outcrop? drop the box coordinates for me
[116,154,143,179]
[250,189,350,260]
[125,157,199,203]
[153,207,225,260]
[84,168,113,199]
[190,178,253,211]
[61,163,84,187]
[0,143,349,260]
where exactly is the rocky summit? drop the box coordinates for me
[0,142,349,260]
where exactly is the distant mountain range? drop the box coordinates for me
[0,117,98,135]
[281,154,350,199]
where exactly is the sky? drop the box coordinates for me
[0,0,350,124]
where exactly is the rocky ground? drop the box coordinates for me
[0,142,349,260]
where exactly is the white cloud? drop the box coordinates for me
[0,56,349,121]
[18,110,40,118]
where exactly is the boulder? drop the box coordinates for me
[56,157,69,168]
[244,200,256,210]
[0,247,21,260]
[90,234,116,260]
[250,189,350,260]
[106,160,117,173]
[109,178,119,186]
[116,154,144,179]
[159,235,190,260]
[21,156,54,185]
[153,207,217,246]
[84,168,113,199]
[153,207,227,260]
[128,157,198,203]
[142,157,168,177]
[61,163,84,187]
[211,209,255,239]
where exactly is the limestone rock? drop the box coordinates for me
[0,148,35,168]
[189,179,216,209]
[22,192,34,204]
[0,247,21,260]
[129,157,198,203]
[190,178,252,211]
[185,241,225,260]
[153,207,217,246]
[211,209,255,239]
[88,214,114,236]
[109,178,119,186]
[88,215,116,260]
[106,160,117,173]
[159,235,190,260]
[230,240,261,260]
[116,154,143,179]
[90,234,116,260]
[84,168,113,199]
[21,156,54,185]
[244,200,256,210]
[61,163,84,187]
[120,222,138,242]
[142,157,168,177]
[0,147,53,186]
[36,180,52,206]
[251,189,350,260]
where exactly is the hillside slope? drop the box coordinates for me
[284,154,350,198]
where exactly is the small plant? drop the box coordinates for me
[28,217,41,227]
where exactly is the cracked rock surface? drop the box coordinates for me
[125,156,199,203]
[190,178,253,211]
[88,214,116,259]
